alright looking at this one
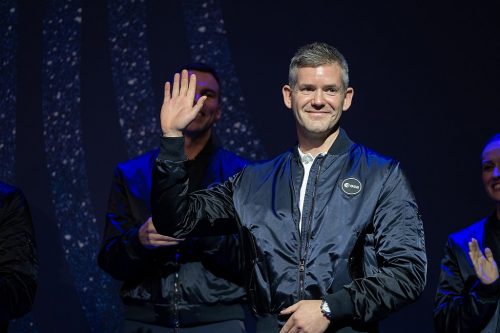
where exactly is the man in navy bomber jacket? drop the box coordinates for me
[152,43,427,333]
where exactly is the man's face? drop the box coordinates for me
[282,64,353,140]
[482,139,500,203]
[184,70,221,136]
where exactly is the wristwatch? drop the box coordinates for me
[320,299,333,320]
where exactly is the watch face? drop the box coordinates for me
[321,300,332,319]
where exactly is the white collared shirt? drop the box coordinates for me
[297,148,326,232]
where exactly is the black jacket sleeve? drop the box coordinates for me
[97,164,171,281]
[434,237,500,333]
[0,186,38,322]
[151,137,238,238]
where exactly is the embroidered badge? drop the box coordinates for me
[341,177,362,195]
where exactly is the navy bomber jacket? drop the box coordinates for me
[152,129,427,332]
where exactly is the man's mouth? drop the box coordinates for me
[305,110,331,114]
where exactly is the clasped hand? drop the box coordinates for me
[138,217,184,249]
[279,300,330,333]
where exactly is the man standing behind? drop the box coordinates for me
[434,134,500,332]
[98,63,252,332]
[152,43,426,332]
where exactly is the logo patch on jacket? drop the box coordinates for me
[341,178,362,195]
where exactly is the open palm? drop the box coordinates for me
[160,70,206,137]
[469,238,499,285]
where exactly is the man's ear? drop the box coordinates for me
[282,85,293,109]
[342,87,354,111]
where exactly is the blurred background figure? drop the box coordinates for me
[98,63,254,332]
[434,134,500,332]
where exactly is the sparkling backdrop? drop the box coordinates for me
[182,0,266,160]
[107,0,158,157]
[41,1,120,332]
[2,0,264,331]
[0,1,16,184]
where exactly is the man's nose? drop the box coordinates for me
[311,90,325,107]
[494,166,500,178]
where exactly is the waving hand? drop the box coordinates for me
[160,70,207,137]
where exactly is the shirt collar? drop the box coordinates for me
[297,147,325,165]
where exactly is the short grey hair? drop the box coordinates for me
[288,42,350,90]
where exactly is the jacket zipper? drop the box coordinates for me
[298,156,324,300]
[173,249,180,332]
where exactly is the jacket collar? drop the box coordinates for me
[291,128,355,160]
[327,128,354,155]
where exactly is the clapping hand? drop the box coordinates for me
[469,238,499,285]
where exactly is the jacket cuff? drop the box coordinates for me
[325,288,355,323]
[158,136,186,161]
[127,228,154,259]
[473,278,500,300]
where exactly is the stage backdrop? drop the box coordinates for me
[1,0,499,332]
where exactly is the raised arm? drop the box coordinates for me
[152,71,239,238]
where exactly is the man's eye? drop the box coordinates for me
[300,87,314,94]
[203,92,215,98]
[325,88,339,95]
[483,163,494,171]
